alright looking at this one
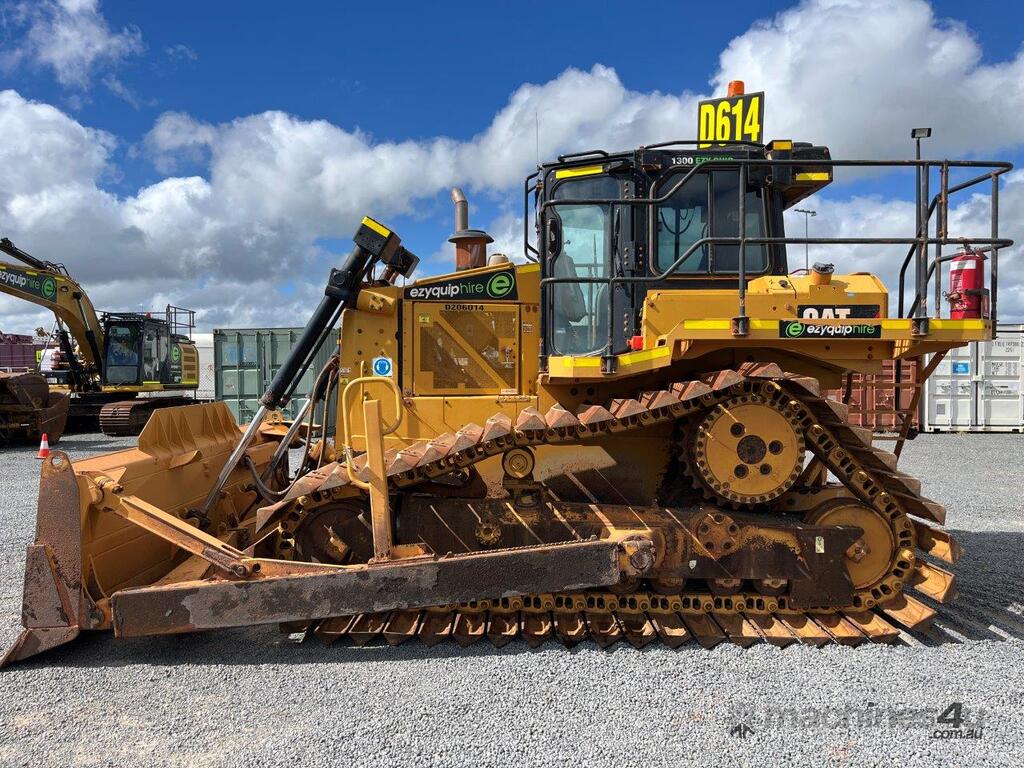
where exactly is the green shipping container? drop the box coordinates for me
[213,327,338,429]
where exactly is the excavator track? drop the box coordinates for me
[260,363,959,650]
[99,396,198,436]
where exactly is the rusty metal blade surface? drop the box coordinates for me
[0,626,80,668]
[452,612,486,647]
[418,611,455,647]
[712,613,761,648]
[880,593,937,632]
[485,611,519,648]
[744,613,797,648]
[382,610,421,646]
[842,611,899,644]
[554,611,587,647]
[2,451,85,667]
[111,539,622,637]
[912,522,963,564]
[909,561,958,603]
[521,612,552,647]
[584,612,620,648]
[812,613,865,646]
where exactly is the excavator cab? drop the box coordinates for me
[103,315,170,386]
[100,309,197,389]
[537,142,831,362]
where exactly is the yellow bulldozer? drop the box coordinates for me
[2,93,1012,664]
[0,237,201,441]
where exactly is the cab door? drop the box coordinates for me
[543,170,636,359]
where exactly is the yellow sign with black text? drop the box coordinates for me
[698,92,764,149]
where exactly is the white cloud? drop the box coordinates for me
[101,74,141,108]
[713,0,1024,157]
[1,0,144,88]
[164,43,197,63]
[143,111,218,173]
[1,0,1023,337]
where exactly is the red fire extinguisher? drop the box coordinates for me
[947,249,987,320]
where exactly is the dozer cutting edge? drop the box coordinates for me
[3,134,1012,665]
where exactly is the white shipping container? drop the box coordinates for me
[924,324,1024,432]
[193,332,215,400]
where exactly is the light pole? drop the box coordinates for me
[794,208,816,271]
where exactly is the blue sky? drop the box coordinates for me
[1,0,1023,332]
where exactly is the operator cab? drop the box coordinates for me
[535,141,831,360]
[101,310,192,387]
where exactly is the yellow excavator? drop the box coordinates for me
[0,237,200,441]
[1,87,1011,664]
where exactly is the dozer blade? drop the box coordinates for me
[2,450,83,667]
[2,402,276,667]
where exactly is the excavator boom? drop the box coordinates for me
[0,238,202,440]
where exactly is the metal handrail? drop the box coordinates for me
[340,375,404,489]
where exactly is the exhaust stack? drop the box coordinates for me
[449,188,493,271]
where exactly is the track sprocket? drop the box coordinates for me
[688,392,805,505]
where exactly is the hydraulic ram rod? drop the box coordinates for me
[197,217,405,520]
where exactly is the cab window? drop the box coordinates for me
[142,325,158,381]
[105,323,140,385]
[657,169,767,274]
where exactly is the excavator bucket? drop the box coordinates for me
[0,371,69,444]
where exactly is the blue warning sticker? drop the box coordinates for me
[952,361,970,375]
[372,356,393,377]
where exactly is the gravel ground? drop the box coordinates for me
[1,432,1023,767]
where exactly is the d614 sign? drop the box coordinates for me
[698,92,764,149]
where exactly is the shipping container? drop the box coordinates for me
[0,332,40,371]
[213,327,338,428]
[193,332,215,400]
[924,324,1024,433]
[826,359,919,433]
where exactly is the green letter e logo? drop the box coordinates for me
[41,277,57,300]
[486,272,514,298]
[785,321,804,338]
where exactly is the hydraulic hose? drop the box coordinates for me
[296,355,338,478]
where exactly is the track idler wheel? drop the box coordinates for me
[689,394,805,505]
[804,500,896,590]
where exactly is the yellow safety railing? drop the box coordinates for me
[340,374,404,489]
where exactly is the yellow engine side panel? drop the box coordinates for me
[336,262,543,454]
[641,273,889,341]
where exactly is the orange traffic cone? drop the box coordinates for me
[36,433,50,460]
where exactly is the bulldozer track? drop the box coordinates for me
[266,363,959,650]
